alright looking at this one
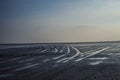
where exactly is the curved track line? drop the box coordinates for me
[69,46,80,60]
[75,47,110,62]
[53,46,70,60]
[56,46,80,63]
[54,48,58,53]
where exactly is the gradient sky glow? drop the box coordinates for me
[1,0,120,43]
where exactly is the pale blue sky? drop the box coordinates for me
[1,0,120,43]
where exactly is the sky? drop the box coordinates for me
[0,0,120,43]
